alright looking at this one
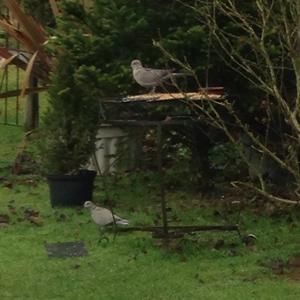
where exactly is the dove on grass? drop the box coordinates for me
[84,201,129,227]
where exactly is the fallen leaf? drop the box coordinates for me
[70,264,81,269]
[242,276,257,283]
[56,213,67,222]
[289,255,300,268]
[0,213,10,224]
[214,239,225,250]
[28,215,43,226]
[260,259,288,275]
[23,208,43,226]
[194,273,205,284]
[23,208,39,218]
[75,207,83,215]
[3,181,13,189]
[8,205,17,214]
[0,223,8,229]
[24,179,38,187]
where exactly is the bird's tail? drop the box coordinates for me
[113,214,129,225]
[170,72,193,77]
[115,218,129,226]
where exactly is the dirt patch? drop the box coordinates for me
[261,255,300,281]
[287,255,300,281]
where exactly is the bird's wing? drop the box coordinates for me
[134,68,171,86]
[93,206,111,214]
[144,67,171,74]
[91,207,129,226]
[91,207,113,226]
[146,68,171,80]
[144,68,191,78]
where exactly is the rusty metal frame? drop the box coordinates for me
[97,117,240,248]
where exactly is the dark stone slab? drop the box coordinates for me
[45,241,88,258]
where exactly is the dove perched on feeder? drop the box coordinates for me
[84,201,129,227]
[130,59,190,93]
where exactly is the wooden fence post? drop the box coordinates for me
[24,76,39,130]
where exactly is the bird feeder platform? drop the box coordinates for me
[122,87,225,103]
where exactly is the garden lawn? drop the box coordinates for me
[1,125,300,300]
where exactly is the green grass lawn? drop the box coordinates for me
[1,125,300,300]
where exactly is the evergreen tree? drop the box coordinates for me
[22,0,55,26]
[59,0,210,96]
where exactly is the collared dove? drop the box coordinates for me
[131,59,189,93]
[84,201,129,226]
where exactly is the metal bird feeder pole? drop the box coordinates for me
[156,123,169,247]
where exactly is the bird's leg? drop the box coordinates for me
[109,207,118,242]
[112,224,118,242]
[109,219,117,242]
[169,75,178,88]
[97,226,109,244]
[148,86,156,94]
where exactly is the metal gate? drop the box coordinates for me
[0,8,23,126]
[0,0,92,127]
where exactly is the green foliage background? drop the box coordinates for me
[40,52,101,174]
[55,0,210,96]
[22,0,55,26]
[21,0,296,182]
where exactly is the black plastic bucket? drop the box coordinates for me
[47,170,96,207]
